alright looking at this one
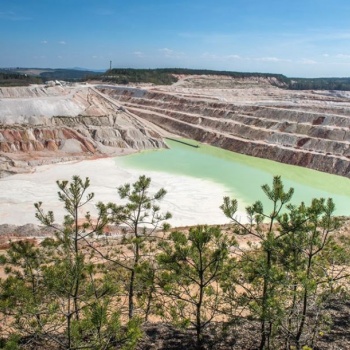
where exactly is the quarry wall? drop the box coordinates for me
[100,84,350,178]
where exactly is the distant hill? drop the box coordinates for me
[1,67,350,91]
[102,68,350,91]
[0,68,103,85]
[102,68,288,86]
[288,77,350,91]
[38,68,102,81]
[0,71,42,86]
[102,68,178,85]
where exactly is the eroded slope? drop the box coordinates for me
[0,84,167,177]
[99,75,350,177]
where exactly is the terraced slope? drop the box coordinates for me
[98,76,350,177]
[0,84,167,177]
[2,76,350,178]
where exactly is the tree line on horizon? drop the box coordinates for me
[0,175,349,350]
[0,69,100,86]
[102,68,350,90]
[0,72,42,87]
[3,67,350,91]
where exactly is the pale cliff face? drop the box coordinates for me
[0,84,167,177]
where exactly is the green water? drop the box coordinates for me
[117,138,350,216]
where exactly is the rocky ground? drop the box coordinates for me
[137,301,350,349]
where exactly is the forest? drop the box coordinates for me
[0,72,42,87]
[287,77,350,91]
[2,67,350,91]
[38,69,100,82]
[0,69,100,86]
[101,68,291,86]
[102,68,350,91]
[0,175,349,350]
[101,68,350,91]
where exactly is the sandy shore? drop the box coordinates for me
[0,157,245,228]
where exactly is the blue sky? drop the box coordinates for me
[1,0,350,77]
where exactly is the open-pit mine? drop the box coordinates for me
[99,75,350,178]
[0,74,350,227]
[2,75,350,178]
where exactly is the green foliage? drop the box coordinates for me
[221,175,347,350]
[39,69,101,81]
[103,69,178,85]
[276,198,341,349]
[1,175,142,349]
[112,174,171,232]
[158,225,235,349]
[288,77,350,91]
[0,72,42,86]
[0,240,52,341]
[0,68,102,85]
[105,175,172,320]
[222,177,295,349]
[103,68,289,86]
[0,174,349,349]
[3,67,350,90]
[0,334,21,350]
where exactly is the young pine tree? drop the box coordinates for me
[157,225,235,350]
[34,175,141,350]
[91,175,171,321]
[221,176,294,350]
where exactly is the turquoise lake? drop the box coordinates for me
[117,138,350,217]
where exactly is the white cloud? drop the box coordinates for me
[178,32,238,43]
[41,40,48,44]
[226,54,241,60]
[255,57,292,63]
[297,59,317,65]
[158,48,185,58]
[319,53,350,60]
[201,52,241,61]
[59,41,66,45]
[159,48,174,56]
[202,53,292,64]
